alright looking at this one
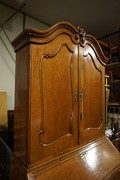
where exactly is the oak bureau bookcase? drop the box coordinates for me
[11,22,120,179]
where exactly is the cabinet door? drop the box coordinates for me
[30,34,79,162]
[79,43,105,145]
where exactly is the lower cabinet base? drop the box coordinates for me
[11,137,120,180]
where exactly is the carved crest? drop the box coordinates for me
[75,27,86,46]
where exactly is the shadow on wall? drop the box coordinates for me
[0,36,15,77]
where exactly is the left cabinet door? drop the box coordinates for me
[30,33,79,162]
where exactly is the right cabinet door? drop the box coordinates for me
[79,42,106,145]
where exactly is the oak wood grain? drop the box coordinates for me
[11,22,120,180]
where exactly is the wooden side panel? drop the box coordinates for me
[30,34,78,163]
[14,45,30,165]
[79,44,105,144]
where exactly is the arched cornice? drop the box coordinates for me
[12,21,109,66]
[12,21,77,51]
[84,34,109,66]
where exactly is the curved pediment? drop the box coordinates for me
[12,21,109,66]
[12,21,77,51]
[84,34,108,66]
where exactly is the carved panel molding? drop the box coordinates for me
[38,43,75,146]
[83,45,103,131]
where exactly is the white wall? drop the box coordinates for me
[0,4,49,110]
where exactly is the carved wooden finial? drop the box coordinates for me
[75,27,86,46]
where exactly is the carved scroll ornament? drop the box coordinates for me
[74,27,86,46]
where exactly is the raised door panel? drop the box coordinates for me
[30,34,78,163]
[79,44,105,144]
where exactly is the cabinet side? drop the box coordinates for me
[14,44,30,165]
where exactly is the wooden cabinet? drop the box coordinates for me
[11,22,120,179]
